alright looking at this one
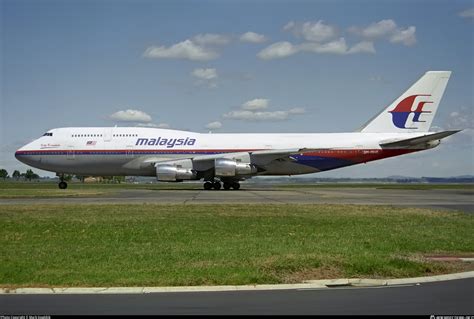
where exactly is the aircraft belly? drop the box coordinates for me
[261,161,319,175]
[37,155,152,176]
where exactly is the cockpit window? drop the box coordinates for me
[43,132,53,136]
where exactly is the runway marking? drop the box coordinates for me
[183,190,202,205]
[246,190,289,204]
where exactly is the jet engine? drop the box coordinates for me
[214,158,257,177]
[155,159,197,182]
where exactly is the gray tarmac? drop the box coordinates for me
[1,185,473,213]
[2,278,473,315]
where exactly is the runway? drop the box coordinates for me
[2,278,473,315]
[0,186,473,213]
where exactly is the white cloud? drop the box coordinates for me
[259,37,376,59]
[300,20,338,42]
[265,19,422,59]
[347,41,376,54]
[437,106,474,147]
[445,107,473,130]
[192,33,231,45]
[143,40,218,61]
[284,20,338,42]
[242,98,269,110]
[223,100,305,122]
[300,38,348,55]
[350,19,397,39]
[288,107,306,114]
[350,19,416,46]
[192,68,218,80]
[205,121,223,130]
[283,21,295,31]
[240,31,267,43]
[390,26,417,46]
[157,123,171,129]
[110,109,152,123]
[459,8,474,18]
[257,41,299,60]
[223,110,293,121]
[137,123,171,129]
[191,68,218,88]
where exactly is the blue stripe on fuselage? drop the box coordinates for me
[292,155,355,171]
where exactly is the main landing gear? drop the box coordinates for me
[58,174,68,189]
[203,180,240,190]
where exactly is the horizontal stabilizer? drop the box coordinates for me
[380,130,460,148]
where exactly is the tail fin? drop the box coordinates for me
[360,71,451,133]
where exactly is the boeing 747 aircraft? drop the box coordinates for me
[15,71,459,190]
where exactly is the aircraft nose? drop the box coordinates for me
[15,146,27,164]
[15,143,38,166]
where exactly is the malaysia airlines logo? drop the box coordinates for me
[389,94,433,129]
[136,137,196,148]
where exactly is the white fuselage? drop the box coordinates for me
[15,127,434,177]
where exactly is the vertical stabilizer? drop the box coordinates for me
[360,71,451,133]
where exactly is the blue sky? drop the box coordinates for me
[1,0,473,178]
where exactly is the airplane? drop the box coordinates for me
[15,71,460,190]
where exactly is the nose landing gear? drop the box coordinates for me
[57,174,68,189]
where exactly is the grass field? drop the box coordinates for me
[1,203,473,288]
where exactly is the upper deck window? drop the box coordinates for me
[42,132,53,136]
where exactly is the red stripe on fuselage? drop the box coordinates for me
[302,149,419,163]
[16,148,420,163]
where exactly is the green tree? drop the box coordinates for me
[25,169,39,181]
[102,176,114,183]
[113,176,125,184]
[0,169,9,179]
[12,170,21,180]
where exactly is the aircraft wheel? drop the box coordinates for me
[231,182,240,190]
[223,183,232,190]
[58,181,68,189]
[213,181,222,190]
[203,181,213,190]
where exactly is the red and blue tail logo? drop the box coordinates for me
[389,94,433,129]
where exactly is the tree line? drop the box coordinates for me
[0,168,40,181]
[0,168,126,183]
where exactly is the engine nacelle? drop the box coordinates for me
[156,159,197,182]
[215,158,257,177]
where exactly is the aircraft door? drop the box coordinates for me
[67,146,75,160]
[103,128,113,142]
[126,145,134,158]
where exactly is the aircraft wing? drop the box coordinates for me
[128,148,321,172]
[379,130,460,148]
[194,148,318,164]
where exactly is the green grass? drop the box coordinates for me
[1,204,473,288]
